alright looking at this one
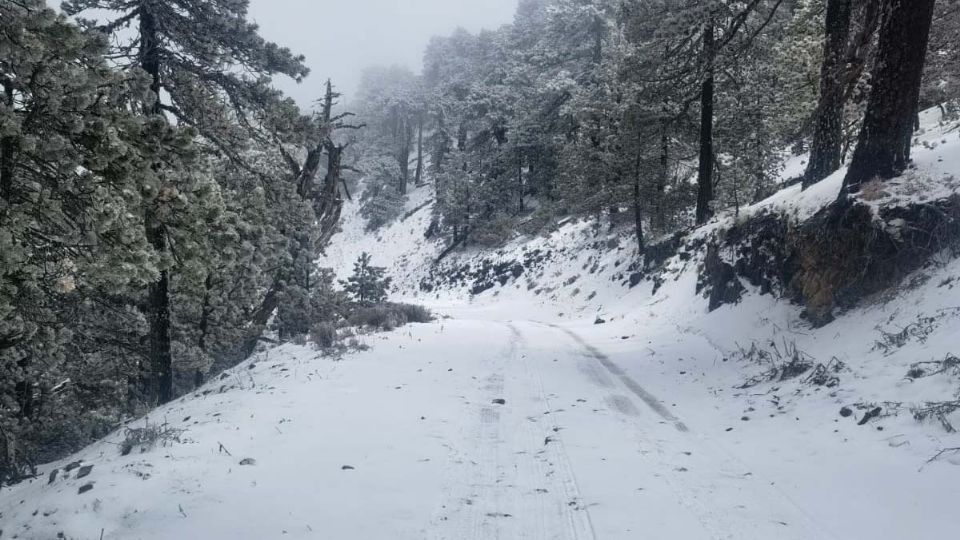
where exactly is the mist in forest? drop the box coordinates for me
[247,0,519,106]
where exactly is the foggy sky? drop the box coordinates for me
[247,0,519,110]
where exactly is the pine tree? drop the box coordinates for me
[843,0,937,192]
[341,253,393,306]
[63,0,315,405]
[804,0,853,188]
[0,0,186,481]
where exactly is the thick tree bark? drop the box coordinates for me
[843,0,936,192]
[804,0,853,188]
[695,20,715,226]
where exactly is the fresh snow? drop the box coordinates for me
[3,109,960,539]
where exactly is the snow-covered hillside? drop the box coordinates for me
[2,109,960,539]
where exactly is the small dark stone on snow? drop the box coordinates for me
[342,465,355,471]
[725,428,734,432]
[629,273,644,288]
[239,458,256,466]
[64,461,81,472]
[741,416,750,422]
[594,317,606,325]
[858,407,883,426]
[75,465,93,479]
[78,483,94,495]
[492,399,506,405]
[839,406,853,418]
[48,469,58,484]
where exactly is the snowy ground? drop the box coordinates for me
[3,109,960,539]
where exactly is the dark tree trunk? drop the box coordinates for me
[517,151,524,214]
[656,118,669,232]
[398,111,412,195]
[433,111,448,172]
[804,0,853,188]
[145,226,173,405]
[197,273,213,353]
[695,20,715,226]
[139,5,173,405]
[414,112,425,186]
[1,79,14,205]
[633,129,646,254]
[843,0,936,192]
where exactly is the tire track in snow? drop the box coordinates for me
[540,322,838,540]
[545,323,689,432]
[428,322,597,540]
[507,324,599,540]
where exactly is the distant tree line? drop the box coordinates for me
[351,0,958,253]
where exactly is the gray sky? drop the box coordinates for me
[247,0,519,109]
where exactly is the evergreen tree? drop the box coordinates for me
[62,0,320,405]
[843,0,937,191]
[341,253,393,306]
[0,0,189,482]
[804,0,853,188]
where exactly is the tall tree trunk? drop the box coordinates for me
[517,151,524,214]
[633,129,646,254]
[139,5,173,405]
[398,114,411,195]
[656,118,669,232]
[414,112,425,187]
[1,79,14,205]
[695,20,715,226]
[145,226,173,404]
[843,0,936,192]
[804,0,853,188]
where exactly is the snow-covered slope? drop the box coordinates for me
[3,109,960,539]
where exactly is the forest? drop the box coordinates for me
[2,0,959,506]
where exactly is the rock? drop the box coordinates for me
[858,407,883,426]
[239,458,256,466]
[594,317,607,325]
[628,273,644,288]
[492,399,506,405]
[839,406,853,418]
[63,461,81,472]
[342,465,355,471]
[48,469,59,485]
[75,465,93,479]
[78,483,94,495]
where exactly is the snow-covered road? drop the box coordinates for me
[5,314,959,539]
[424,319,828,540]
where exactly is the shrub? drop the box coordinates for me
[120,422,185,456]
[348,302,433,331]
[310,322,338,349]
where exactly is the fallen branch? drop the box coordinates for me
[920,447,960,471]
